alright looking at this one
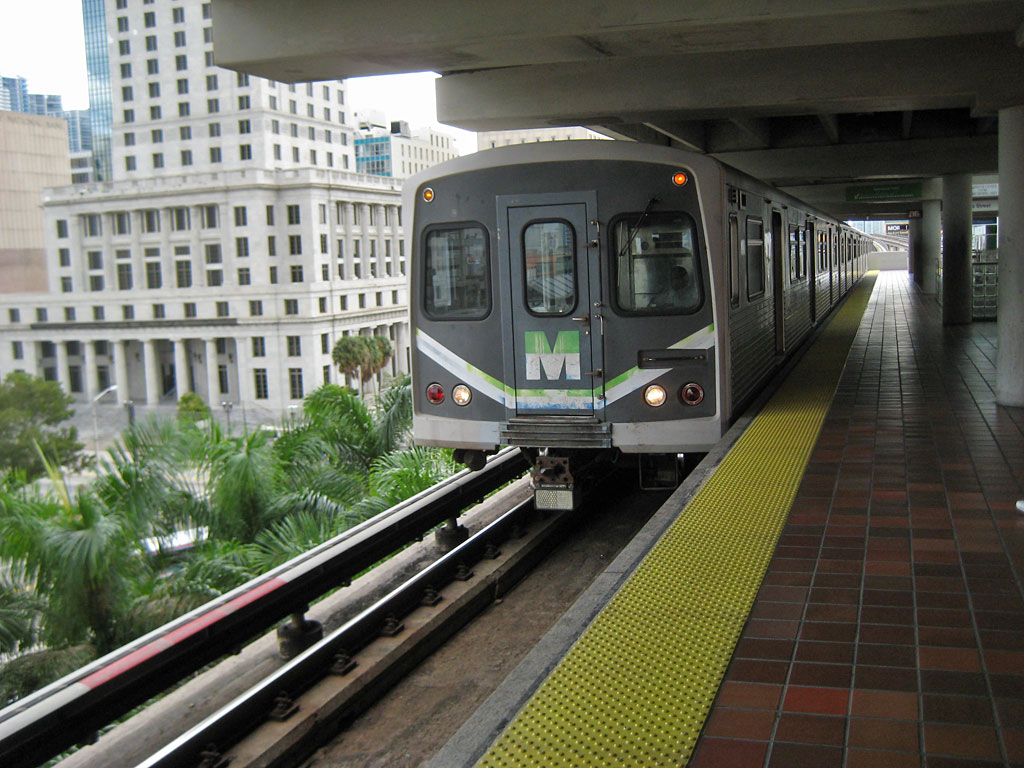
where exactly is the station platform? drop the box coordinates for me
[435,271,1024,768]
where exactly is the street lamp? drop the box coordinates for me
[92,384,118,460]
[221,401,234,433]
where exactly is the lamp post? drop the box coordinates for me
[91,384,118,460]
[221,401,234,433]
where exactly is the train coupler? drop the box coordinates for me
[530,454,579,511]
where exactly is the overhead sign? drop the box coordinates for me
[846,183,923,202]
[973,183,998,198]
[886,222,909,233]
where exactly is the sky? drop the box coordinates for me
[0,0,477,154]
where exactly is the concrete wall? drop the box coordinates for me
[0,111,70,292]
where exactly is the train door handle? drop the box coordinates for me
[585,369,603,378]
[572,313,590,324]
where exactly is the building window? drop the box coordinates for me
[268,236,277,256]
[176,78,189,95]
[284,298,298,315]
[269,266,278,284]
[121,85,134,101]
[288,235,302,255]
[87,250,103,270]
[60,276,72,293]
[236,237,249,258]
[56,219,69,238]
[152,152,164,169]
[181,149,193,166]
[184,302,197,318]
[237,267,251,285]
[123,109,135,123]
[254,369,269,399]
[239,144,252,160]
[238,96,251,110]
[209,122,221,137]
[205,243,222,263]
[153,303,165,319]
[206,74,218,90]
[119,40,130,55]
[207,269,223,287]
[200,204,218,228]
[117,263,133,290]
[269,95,278,110]
[146,35,157,51]
[176,260,192,287]
[292,147,300,162]
[12,341,24,360]
[117,15,129,32]
[144,11,155,27]
[234,206,247,226]
[216,301,229,317]
[249,300,262,316]
[210,147,222,163]
[286,204,300,225]
[237,71,250,86]
[147,82,160,98]
[93,306,105,321]
[273,144,281,160]
[178,102,190,117]
[59,248,71,267]
[252,337,265,356]
[320,234,329,254]
[204,51,214,66]
[147,58,158,74]
[146,262,162,289]
[218,364,229,395]
[176,54,188,71]
[122,305,134,320]
[287,336,301,356]
[173,6,185,23]
[9,309,20,324]
[272,119,280,134]
[203,27,213,44]
[69,366,83,393]
[125,156,137,172]
[174,30,186,47]
[321,333,330,354]
[321,264,330,282]
[90,275,105,291]
[207,98,219,113]
[266,205,275,225]
[170,206,190,230]
[290,265,304,282]
[64,307,76,322]
[36,308,48,323]
[289,368,304,400]
[152,128,163,143]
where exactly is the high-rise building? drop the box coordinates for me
[355,121,458,178]
[0,0,434,418]
[0,76,63,118]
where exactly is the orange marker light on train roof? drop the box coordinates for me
[672,171,688,186]
[422,187,434,202]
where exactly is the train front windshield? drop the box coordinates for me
[612,211,703,315]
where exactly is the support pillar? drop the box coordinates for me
[204,339,219,406]
[81,341,95,401]
[942,173,973,324]
[143,339,161,405]
[173,339,189,400]
[909,215,923,283]
[997,105,1024,406]
[115,340,130,404]
[54,341,70,395]
[91,341,105,396]
[921,199,941,294]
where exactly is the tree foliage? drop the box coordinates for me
[0,372,82,480]
[177,392,211,424]
[331,335,394,383]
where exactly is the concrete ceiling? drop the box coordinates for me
[213,0,1024,218]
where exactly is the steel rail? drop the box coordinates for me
[0,448,527,768]
[136,498,537,768]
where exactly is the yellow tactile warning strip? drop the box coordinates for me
[477,274,878,768]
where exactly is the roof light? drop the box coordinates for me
[422,187,434,202]
[672,171,688,186]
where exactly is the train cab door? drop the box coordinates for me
[499,194,602,417]
[771,209,786,355]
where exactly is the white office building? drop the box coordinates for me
[0,0,422,418]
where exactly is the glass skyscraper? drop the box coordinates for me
[82,0,112,181]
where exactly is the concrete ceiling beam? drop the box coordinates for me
[434,34,1024,131]
[818,114,840,143]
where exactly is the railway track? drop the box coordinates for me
[0,449,528,768]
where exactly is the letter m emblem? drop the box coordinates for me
[525,331,581,381]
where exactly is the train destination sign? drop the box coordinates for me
[845,183,923,202]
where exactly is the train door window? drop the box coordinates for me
[522,220,576,315]
[745,217,765,299]
[729,214,740,307]
[423,225,490,319]
[788,225,800,282]
[611,211,702,314]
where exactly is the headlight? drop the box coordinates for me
[452,384,472,406]
[643,384,667,407]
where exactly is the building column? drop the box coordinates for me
[81,341,95,400]
[909,215,924,284]
[234,335,251,403]
[997,104,1024,406]
[942,173,973,324]
[115,340,131,404]
[921,198,941,294]
[204,339,219,407]
[143,339,161,405]
[395,321,409,375]
[92,341,106,396]
[54,340,70,396]
[173,338,189,400]
[22,339,38,376]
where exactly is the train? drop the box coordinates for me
[405,141,868,510]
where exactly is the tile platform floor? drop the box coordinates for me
[691,272,1024,768]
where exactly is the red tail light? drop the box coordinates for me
[426,383,445,404]
[681,383,704,406]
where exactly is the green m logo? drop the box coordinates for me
[525,331,581,381]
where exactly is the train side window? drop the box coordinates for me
[729,214,740,307]
[423,225,490,320]
[789,224,807,282]
[745,217,765,299]
[522,220,576,316]
[611,210,703,315]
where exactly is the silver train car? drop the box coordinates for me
[406,141,867,509]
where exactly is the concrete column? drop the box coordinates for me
[234,336,251,403]
[143,339,161,405]
[173,338,189,399]
[204,339,219,405]
[54,341,70,395]
[395,321,410,374]
[91,341,105,396]
[921,199,941,294]
[909,215,923,284]
[115,340,130,404]
[22,340,38,376]
[81,341,95,400]
[997,105,1024,406]
[942,173,973,324]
